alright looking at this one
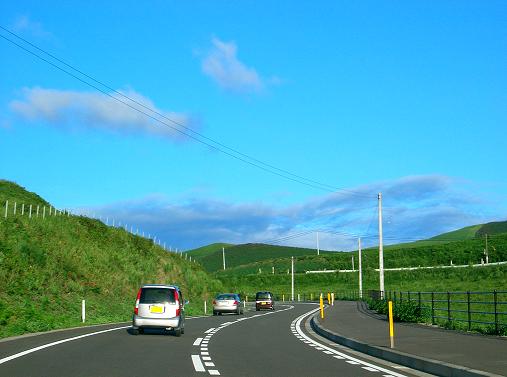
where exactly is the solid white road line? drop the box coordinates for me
[0,325,130,365]
[192,355,206,372]
[193,337,203,346]
[205,328,215,334]
[293,308,408,377]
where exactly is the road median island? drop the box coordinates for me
[310,301,505,377]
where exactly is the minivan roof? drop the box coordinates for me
[142,284,179,290]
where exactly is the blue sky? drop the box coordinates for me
[1,1,506,251]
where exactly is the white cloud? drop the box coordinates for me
[78,175,504,251]
[12,15,51,38]
[202,37,266,93]
[10,87,194,140]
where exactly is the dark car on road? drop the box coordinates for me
[255,291,275,311]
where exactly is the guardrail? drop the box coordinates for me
[381,290,507,334]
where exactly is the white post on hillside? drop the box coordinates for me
[43,206,46,219]
[358,238,363,299]
[352,255,355,271]
[4,200,7,218]
[29,204,32,219]
[291,256,295,301]
[14,202,17,215]
[82,300,86,323]
[378,192,385,299]
[21,203,25,216]
[222,247,226,270]
[316,232,320,255]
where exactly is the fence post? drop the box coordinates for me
[431,292,435,324]
[36,205,40,218]
[204,300,207,315]
[494,290,498,334]
[14,201,17,215]
[43,206,46,219]
[21,203,25,216]
[467,291,471,331]
[447,292,451,323]
[29,205,32,219]
[4,200,7,218]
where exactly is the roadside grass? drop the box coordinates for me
[0,211,223,338]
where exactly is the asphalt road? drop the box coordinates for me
[0,303,428,377]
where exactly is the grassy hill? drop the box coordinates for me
[186,242,233,259]
[189,243,334,272]
[0,181,224,338]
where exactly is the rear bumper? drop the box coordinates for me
[213,305,239,313]
[132,315,182,329]
[256,302,274,310]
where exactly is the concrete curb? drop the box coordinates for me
[311,314,502,377]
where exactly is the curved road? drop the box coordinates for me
[0,303,427,376]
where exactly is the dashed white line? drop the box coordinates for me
[205,328,215,333]
[363,366,380,372]
[208,370,220,375]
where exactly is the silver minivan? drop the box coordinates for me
[132,284,186,336]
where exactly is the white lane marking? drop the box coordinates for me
[323,351,333,355]
[202,356,212,361]
[0,325,130,365]
[205,362,215,367]
[193,337,203,346]
[293,308,408,377]
[333,356,344,359]
[208,370,220,375]
[192,355,206,372]
[346,360,360,365]
[363,366,379,372]
[205,328,215,334]
[201,347,208,351]
[201,352,209,355]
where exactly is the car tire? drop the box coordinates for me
[174,328,182,337]
[131,328,139,335]
[138,328,144,334]
[181,327,185,334]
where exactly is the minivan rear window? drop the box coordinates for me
[140,288,175,304]
[256,293,272,300]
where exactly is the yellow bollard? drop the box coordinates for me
[327,292,331,304]
[320,294,324,319]
[388,300,394,348]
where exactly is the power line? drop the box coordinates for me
[0,25,374,198]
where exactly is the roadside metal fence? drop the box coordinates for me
[381,290,507,334]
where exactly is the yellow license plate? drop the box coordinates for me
[150,305,164,313]
[261,302,267,305]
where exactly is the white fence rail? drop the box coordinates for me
[1,199,191,260]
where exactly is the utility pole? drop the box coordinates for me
[378,192,385,299]
[485,234,489,264]
[317,232,320,255]
[358,238,363,298]
[291,256,294,301]
[222,247,226,270]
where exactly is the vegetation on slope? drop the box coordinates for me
[189,243,333,272]
[0,181,223,338]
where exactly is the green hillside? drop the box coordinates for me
[191,243,334,272]
[430,225,483,241]
[0,181,223,338]
[476,221,507,237]
[186,242,233,259]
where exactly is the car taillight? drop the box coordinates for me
[234,300,239,305]
[212,300,216,305]
[176,308,181,316]
[134,288,142,315]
